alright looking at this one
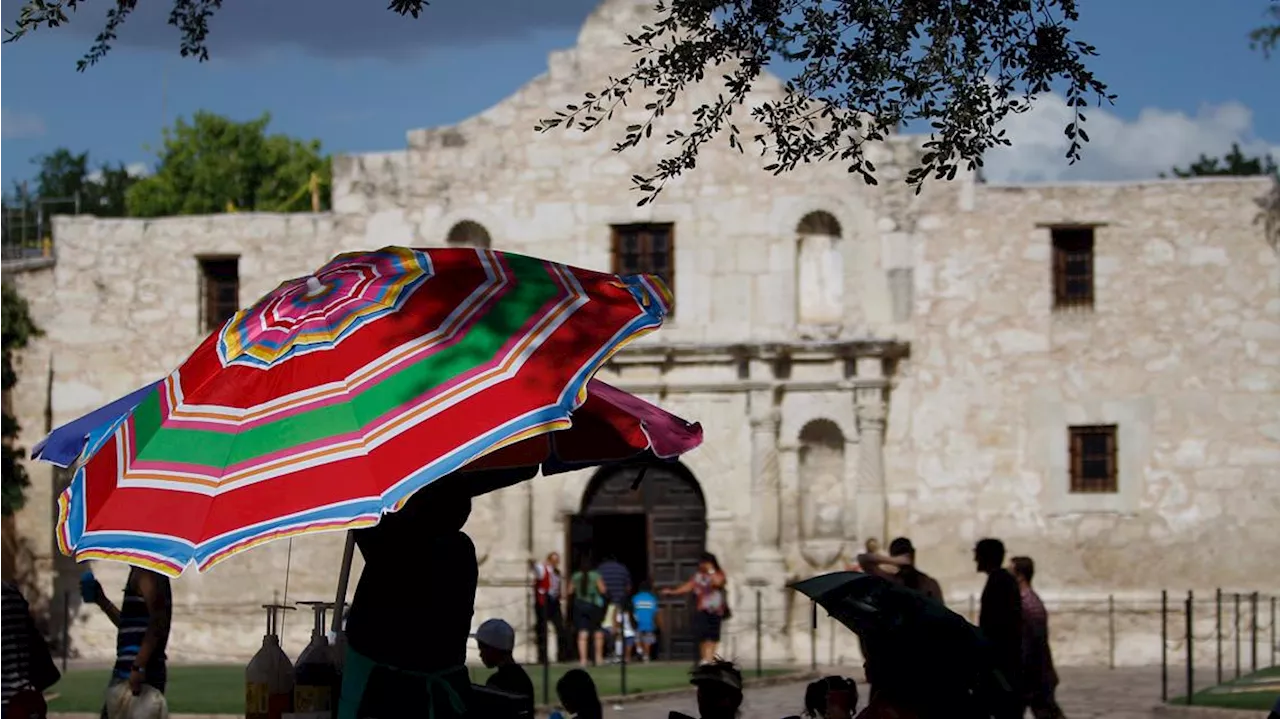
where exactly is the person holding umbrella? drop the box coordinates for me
[339,475,519,719]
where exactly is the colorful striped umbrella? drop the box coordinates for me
[40,378,702,496]
[54,247,678,577]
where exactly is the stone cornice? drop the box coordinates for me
[610,339,909,366]
[608,378,887,395]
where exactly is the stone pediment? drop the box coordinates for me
[403,0,793,162]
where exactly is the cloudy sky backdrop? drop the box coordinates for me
[1,0,1277,187]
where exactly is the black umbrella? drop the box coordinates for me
[790,572,1011,718]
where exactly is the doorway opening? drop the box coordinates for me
[568,462,706,660]
[569,512,649,587]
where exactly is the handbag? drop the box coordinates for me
[26,621,59,695]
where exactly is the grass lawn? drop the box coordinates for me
[1168,664,1280,712]
[47,662,791,713]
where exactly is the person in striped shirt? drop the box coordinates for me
[80,567,172,713]
[2,580,61,717]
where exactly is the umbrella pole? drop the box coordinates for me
[331,531,356,634]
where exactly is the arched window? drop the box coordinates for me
[798,419,847,562]
[446,220,492,249]
[795,211,844,330]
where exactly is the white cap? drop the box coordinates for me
[474,618,515,652]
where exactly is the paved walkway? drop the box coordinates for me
[602,666,1219,719]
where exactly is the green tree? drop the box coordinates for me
[126,111,332,217]
[3,0,1114,203]
[2,284,42,516]
[30,147,137,217]
[1168,144,1279,179]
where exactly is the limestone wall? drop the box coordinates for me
[885,177,1280,602]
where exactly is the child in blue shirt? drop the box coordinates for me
[630,583,660,662]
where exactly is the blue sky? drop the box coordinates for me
[2,0,1277,186]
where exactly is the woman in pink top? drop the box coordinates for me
[662,552,727,665]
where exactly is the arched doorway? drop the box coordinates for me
[570,462,706,660]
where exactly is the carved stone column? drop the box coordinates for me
[854,357,889,544]
[778,441,802,562]
[746,391,784,567]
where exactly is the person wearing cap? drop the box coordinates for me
[476,618,535,712]
[674,660,743,719]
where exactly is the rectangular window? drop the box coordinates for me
[611,223,675,311]
[199,256,240,333]
[1068,424,1118,493]
[1051,227,1095,310]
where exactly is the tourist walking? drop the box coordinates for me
[974,538,1023,719]
[2,581,60,719]
[550,668,602,719]
[476,618,535,714]
[661,552,727,665]
[80,565,171,716]
[567,559,607,667]
[595,554,632,658]
[532,552,566,664]
[631,582,660,662]
[1010,556,1065,719]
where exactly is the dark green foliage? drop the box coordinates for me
[1,284,42,516]
[1169,143,1280,179]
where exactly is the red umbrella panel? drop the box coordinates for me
[54,247,676,576]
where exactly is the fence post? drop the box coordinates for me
[1271,596,1276,668]
[1215,588,1223,685]
[1185,591,1194,706]
[542,662,550,708]
[755,589,763,678]
[829,617,837,666]
[1234,593,1241,679]
[810,600,817,671]
[1161,589,1168,702]
[620,626,627,697]
[1108,594,1116,670]
[1250,592,1258,673]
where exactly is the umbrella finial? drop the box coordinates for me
[304,275,325,297]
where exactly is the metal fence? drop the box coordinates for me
[1160,589,1279,705]
[1,195,80,262]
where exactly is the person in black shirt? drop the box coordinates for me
[341,471,529,719]
[477,618,535,711]
[974,537,1023,719]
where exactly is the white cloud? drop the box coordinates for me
[2,109,47,140]
[85,163,152,183]
[982,95,1280,183]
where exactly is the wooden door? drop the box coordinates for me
[579,463,706,661]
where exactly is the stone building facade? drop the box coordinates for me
[5,0,1279,667]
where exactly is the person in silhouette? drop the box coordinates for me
[974,538,1022,719]
[340,469,532,719]
[801,675,859,719]
[551,668,602,719]
[669,660,743,719]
